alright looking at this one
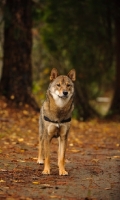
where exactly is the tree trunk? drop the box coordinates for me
[0,0,39,111]
[110,0,120,115]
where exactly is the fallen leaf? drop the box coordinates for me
[18,138,24,142]
[17,160,25,162]
[112,156,120,159]
[92,159,99,163]
[69,143,73,146]
[23,110,29,115]
[32,181,39,184]
[65,159,71,163]
[71,149,80,153]
[106,157,111,159]
[0,179,6,182]
[105,188,111,190]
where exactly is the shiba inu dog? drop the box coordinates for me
[37,68,76,175]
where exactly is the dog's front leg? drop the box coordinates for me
[58,127,69,176]
[37,117,44,164]
[42,137,51,175]
[37,136,44,165]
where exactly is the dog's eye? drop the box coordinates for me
[57,84,60,87]
[67,84,71,87]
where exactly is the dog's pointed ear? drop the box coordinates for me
[68,69,76,82]
[50,68,58,81]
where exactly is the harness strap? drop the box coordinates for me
[44,116,71,123]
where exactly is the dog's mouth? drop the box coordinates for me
[58,95,68,99]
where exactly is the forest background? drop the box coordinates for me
[0,0,120,120]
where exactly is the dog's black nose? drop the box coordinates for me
[63,91,68,96]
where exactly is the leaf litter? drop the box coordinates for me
[0,96,120,200]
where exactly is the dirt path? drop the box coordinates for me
[0,98,120,199]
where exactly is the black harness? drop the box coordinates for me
[44,116,71,124]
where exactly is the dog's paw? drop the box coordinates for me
[42,169,50,175]
[59,169,68,176]
[37,159,44,165]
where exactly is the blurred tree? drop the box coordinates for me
[0,0,39,110]
[110,0,120,115]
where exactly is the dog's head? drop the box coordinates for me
[49,68,76,100]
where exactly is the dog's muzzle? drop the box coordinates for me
[59,91,68,98]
